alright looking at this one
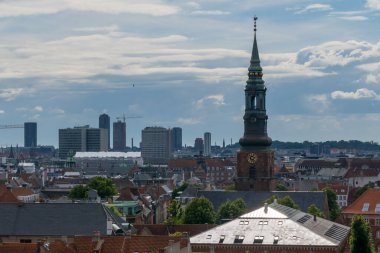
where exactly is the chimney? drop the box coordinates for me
[264,203,268,213]
[313,215,317,222]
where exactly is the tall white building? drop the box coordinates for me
[141,127,171,165]
[204,132,211,156]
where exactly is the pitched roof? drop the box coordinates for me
[190,202,350,247]
[0,184,19,203]
[342,188,380,215]
[0,242,38,253]
[127,235,182,253]
[0,203,109,236]
[10,187,35,197]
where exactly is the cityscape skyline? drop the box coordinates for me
[1,1,380,147]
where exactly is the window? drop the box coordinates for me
[219,235,225,243]
[376,204,380,213]
[375,219,380,226]
[377,231,380,239]
[362,203,370,212]
[259,221,268,225]
[206,235,212,239]
[239,220,249,225]
[253,236,264,244]
[20,239,32,243]
[278,221,283,225]
[249,166,256,179]
[364,218,370,223]
[234,235,245,244]
[273,236,279,244]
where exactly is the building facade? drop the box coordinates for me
[141,127,171,165]
[58,126,108,159]
[204,132,211,157]
[171,127,182,152]
[113,120,126,151]
[24,122,37,148]
[235,18,275,191]
[99,113,110,150]
[194,138,204,154]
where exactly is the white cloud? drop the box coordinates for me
[0,88,25,101]
[295,4,332,14]
[177,117,200,125]
[339,16,368,21]
[331,88,380,100]
[366,0,380,10]
[16,105,44,113]
[0,0,180,17]
[195,94,225,109]
[191,10,230,15]
[34,106,43,112]
[305,94,330,113]
[0,110,5,114]
[50,108,65,114]
[73,25,119,33]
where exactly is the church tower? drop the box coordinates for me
[235,17,276,191]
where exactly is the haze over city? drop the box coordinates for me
[1,0,380,147]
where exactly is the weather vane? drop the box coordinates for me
[253,16,258,33]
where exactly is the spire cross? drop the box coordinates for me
[253,16,258,33]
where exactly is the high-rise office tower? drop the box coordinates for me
[141,127,171,165]
[236,17,275,191]
[171,127,182,151]
[194,138,204,154]
[58,126,108,159]
[24,122,37,148]
[204,132,211,156]
[113,120,126,151]
[99,113,110,150]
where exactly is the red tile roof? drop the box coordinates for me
[11,188,35,197]
[0,243,38,253]
[0,184,19,203]
[342,188,380,215]
[127,235,182,253]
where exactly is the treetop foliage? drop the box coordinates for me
[350,215,375,253]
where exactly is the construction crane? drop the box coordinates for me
[115,115,142,123]
[0,124,24,129]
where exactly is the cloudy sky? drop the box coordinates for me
[1,0,380,148]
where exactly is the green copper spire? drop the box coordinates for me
[248,16,263,75]
[239,16,272,150]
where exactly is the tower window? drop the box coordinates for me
[251,96,256,109]
[249,166,256,179]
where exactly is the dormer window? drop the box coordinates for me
[362,203,370,212]
[234,235,245,244]
[253,236,264,244]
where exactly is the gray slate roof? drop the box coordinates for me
[190,202,350,247]
[197,190,327,213]
[0,203,108,236]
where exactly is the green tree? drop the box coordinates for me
[265,195,299,209]
[350,215,375,253]
[88,177,117,199]
[166,199,184,224]
[307,204,324,218]
[275,183,288,191]
[217,198,247,223]
[183,197,215,224]
[68,185,89,199]
[323,187,340,221]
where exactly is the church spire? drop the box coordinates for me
[239,16,272,150]
[249,16,262,74]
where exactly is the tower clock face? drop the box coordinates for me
[247,153,257,164]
